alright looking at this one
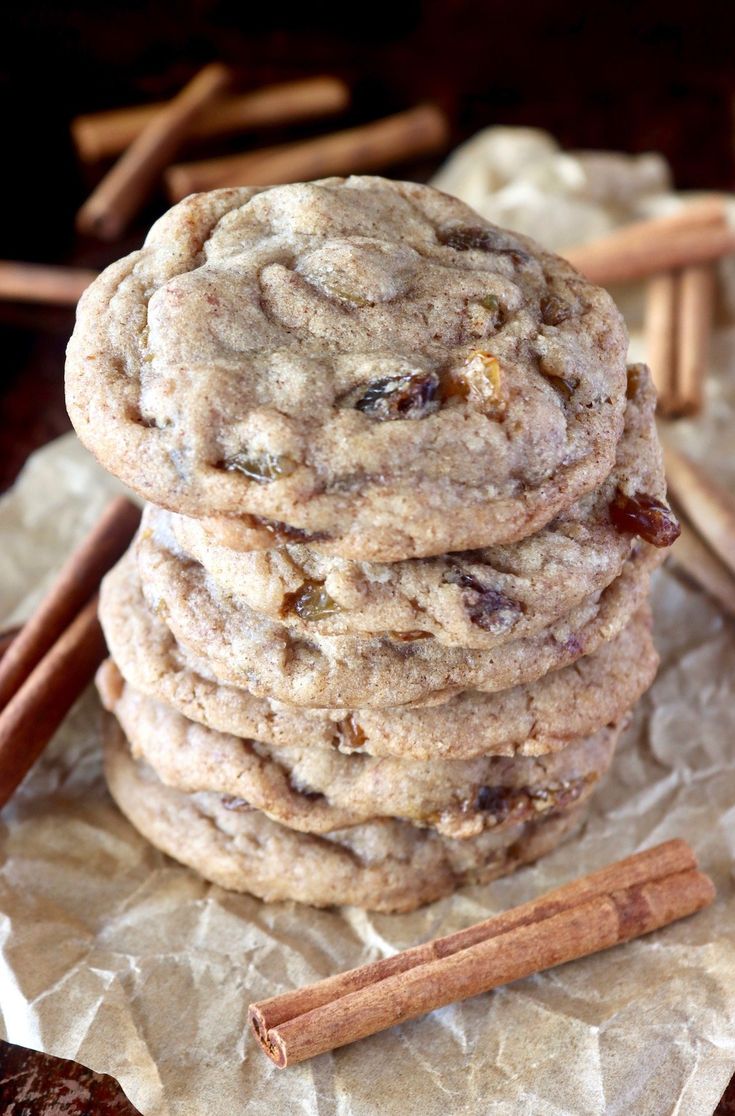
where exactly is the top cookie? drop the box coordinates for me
[66,176,627,560]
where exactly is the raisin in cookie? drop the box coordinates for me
[100,559,657,760]
[66,176,628,561]
[99,662,619,840]
[134,519,661,708]
[169,365,674,647]
[105,721,588,912]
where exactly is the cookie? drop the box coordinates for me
[104,721,588,912]
[66,176,628,561]
[170,365,667,647]
[99,559,657,759]
[134,519,661,707]
[100,663,620,840]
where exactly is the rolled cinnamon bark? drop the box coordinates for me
[0,262,97,306]
[77,62,232,240]
[664,446,735,580]
[0,596,107,807]
[0,497,140,709]
[645,272,678,415]
[673,264,716,416]
[249,841,713,1067]
[165,104,450,198]
[669,516,735,620]
[71,76,350,163]
[0,629,19,662]
[564,199,733,286]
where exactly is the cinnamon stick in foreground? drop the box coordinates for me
[664,446,735,580]
[673,264,716,416]
[0,496,140,709]
[645,272,678,415]
[72,76,350,163]
[249,841,713,1067]
[564,198,733,286]
[76,62,232,240]
[165,104,449,199]
[0,261,97,306]
[0,595,106,807]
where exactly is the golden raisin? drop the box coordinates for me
[224,452,296,484]
[480,293,500,313]
[609,489,681,547]
[284,580,340,621]
[340,715,367,751]
[323,284,371,307]
[443,350,506,416]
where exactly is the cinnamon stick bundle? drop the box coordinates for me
[645,264,716,418]
[0,496,140,709]
[664,446,735,580]
[645,273,678,413]
[71,76,350,163]
[249,840,713,1067]
[77,62,232,240]
[564,198,733,286]
[669,516,735,620]
[0,497,141,807]
[165,104,449,199]
[0,596,106,807]
[673,264,716,416]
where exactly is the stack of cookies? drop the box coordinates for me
[65,177,679,912]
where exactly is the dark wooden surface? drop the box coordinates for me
[1,2,734,1111]
[0,1041,141,1114]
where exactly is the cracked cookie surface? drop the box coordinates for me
[99,559,657,759]
[132,514,661,707]
[170,365,666,646]
[104,721,588,911]
[66,176,627,560]
[99,661,619,840]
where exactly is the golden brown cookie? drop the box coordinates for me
[104,720,589,912]
[66,176,628,560]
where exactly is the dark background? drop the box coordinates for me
[2,0,735,491]
[2,4,735,1111]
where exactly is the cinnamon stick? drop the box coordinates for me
[669,516,735,620]
[564,199,733,286]
[663,446,735,580]
[165,104,450,199]
[673,264,716,416]
[0,629,20,662]
[0,595,107,807]
[76,62,232,240]
[71,76,350,163]
[0,261,97,306]
[0,496,140,710]
[645,272,678,415]
[249,841,713,1067]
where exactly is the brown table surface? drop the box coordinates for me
[2,3,735,1111]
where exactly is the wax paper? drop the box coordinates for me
[1,131,734,1116]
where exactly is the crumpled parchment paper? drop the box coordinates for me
[1,130,734,1116]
